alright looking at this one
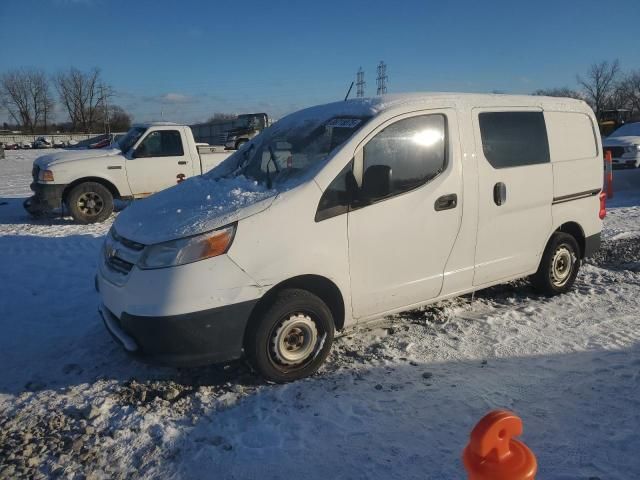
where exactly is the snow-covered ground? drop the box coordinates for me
[1,149,639,479]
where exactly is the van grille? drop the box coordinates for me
[106,256,134,275]
[102,229,146,284]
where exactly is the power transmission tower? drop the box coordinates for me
[376,61,388,95]
[356,67,366,98]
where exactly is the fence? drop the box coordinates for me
[0,133,124,145]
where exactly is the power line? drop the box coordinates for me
[376,61,388,96]
[356,67,365,98]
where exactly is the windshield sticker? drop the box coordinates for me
[326,118,362,129]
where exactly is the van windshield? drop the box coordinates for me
[219,115,370,188]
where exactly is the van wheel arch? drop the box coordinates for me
[245,275,346,339]
[63,177,121,203]
[554,222,586,258]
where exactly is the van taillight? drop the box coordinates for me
[599,191,607,219]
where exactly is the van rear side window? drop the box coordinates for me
[544,111,598,161]
[479,112,550,168]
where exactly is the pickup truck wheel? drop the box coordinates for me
[531,232,580,296]
[245,289,335,383]
[235,139,247,150]
[66,182,114,224]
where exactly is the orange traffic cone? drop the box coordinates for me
[463,410,537,480]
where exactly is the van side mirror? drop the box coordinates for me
[361,164,392,201]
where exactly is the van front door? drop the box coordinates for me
[126,129,193,196]
[472,109,553,286]
[348,111,463,319]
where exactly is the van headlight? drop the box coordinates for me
[138,224,236,269]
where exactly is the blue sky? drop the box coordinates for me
[1,0,639,124]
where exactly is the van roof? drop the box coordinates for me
[276,92,593,128]
[364,92,591,114]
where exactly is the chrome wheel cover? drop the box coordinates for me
[77,192,104,217]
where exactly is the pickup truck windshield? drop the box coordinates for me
[224,116,370,188]
[118,127,146,152]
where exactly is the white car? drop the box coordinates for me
[603,122,640,168]
[20,141,32,149]
[97,93,605,382]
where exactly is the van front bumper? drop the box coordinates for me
[97,252,263,367]
[99,300,257,367]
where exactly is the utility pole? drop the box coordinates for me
[356,67,366,98]
[376,61,388,96]
[100,84,111,135]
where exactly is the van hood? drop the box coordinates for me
[35,148,122,167]
[114,175,277,245]
[603,135,640,147]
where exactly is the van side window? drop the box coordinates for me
[137,130,184,157]
[479,112,550,168]
[315,160,355,222]
[361,114,446,202]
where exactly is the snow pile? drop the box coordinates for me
[114,175,276,244]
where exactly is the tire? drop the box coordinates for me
[245,289,335,383]
[235,139,248,150]
[66,182,114,224]
[531,232,580,296]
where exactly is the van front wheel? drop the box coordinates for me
[532,232,580,295]
[245,289,335,383]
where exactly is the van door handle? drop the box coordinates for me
[178,160,187,165]
[494,182,507,206]
[434,193,458,211]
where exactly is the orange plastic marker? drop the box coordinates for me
[604,150,614,199]
[463,410,537,480]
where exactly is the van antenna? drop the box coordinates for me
[344,81,354,101]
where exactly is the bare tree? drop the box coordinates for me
[95,104,131,132]
[577,60,620,116]
[615,71,640,116]
[54,67,112,133]
[0,68,53,133]
[532,87,583,100]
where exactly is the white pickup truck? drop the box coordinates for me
[25,122,232,223]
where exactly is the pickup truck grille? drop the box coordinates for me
[605,146,625,158]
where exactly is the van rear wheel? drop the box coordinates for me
[245,289,334,383]
[532,232,580,296]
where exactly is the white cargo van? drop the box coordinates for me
[97,93,605,382]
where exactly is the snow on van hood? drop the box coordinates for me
[114,175,276,245]
[35,148,122,167]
